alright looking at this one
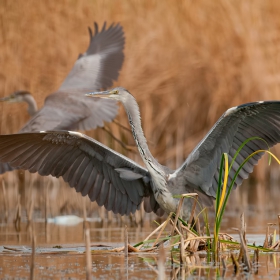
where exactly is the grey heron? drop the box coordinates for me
[0,22,125,174]
[0,87,280,219]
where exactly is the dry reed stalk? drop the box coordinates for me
[83,197,87,221]
[221,256,227,275]
[240,213,246,241]
[268,234,273,247]
[180,265,186,280]
[107,210,113,223]
[180,234,185,264]
[171,193,198,235]
[1,180,8,221]
[169,220,183,237]
[157,245,166,280]
[191,255,197,266]
[28,195,34,222]
[83,198,90,235]
[85,227,92,280]
[98,206,105,222]
[238,213,246,262]
[278,214,280,241]
[124,225,128,258]
[44,179,50,223]
[30,230,36,280]
[233,227,251,272]
[14,194,21,231]
[231,253,240,276]
[152,213,172,247]
[269,240,280,250]
[196,217,201,236]
[252,248,259,273]
[138,218,170,250]
[263,223,276,248]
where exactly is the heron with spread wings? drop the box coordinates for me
[0,87,279,220]
[0,22,125,173]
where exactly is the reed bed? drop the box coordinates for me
[1,1,280,215]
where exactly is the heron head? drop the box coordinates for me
[85,87,130,103]
[0,91,32,103]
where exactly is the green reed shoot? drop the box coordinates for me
[213,136,280,259]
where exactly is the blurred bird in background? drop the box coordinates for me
[0,22,125,174]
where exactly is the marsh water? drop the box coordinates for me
[0,179,280,279]
[0,211,279,279]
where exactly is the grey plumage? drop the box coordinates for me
[0,22,125,174]
[0,88,280,219]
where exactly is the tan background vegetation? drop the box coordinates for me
[0,0,280,218]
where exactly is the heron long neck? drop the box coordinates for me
[123,95,164,175]
[24,94,37,116]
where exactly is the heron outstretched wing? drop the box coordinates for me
[19,22,125,133]
[59,22,125,91]
[0,131,162,216]
[0,23,125,174]
[176,101,280,198]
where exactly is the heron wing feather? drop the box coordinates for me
[176,101,280,198]
[0,131,158,216]
[59,22,125,91]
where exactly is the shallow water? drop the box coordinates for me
[0,214,279,279]
[1,249,279,279]
[0,179,280,279]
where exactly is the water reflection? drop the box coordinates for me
[0,244,279,279]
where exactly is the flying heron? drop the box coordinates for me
[0,22,125,174]
[0,87,280,220]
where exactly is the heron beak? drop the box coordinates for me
[85,90,111,98]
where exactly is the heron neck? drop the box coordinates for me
[24,94,38,116]
[124,96,164,174]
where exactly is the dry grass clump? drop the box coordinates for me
[1,1,280,213]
